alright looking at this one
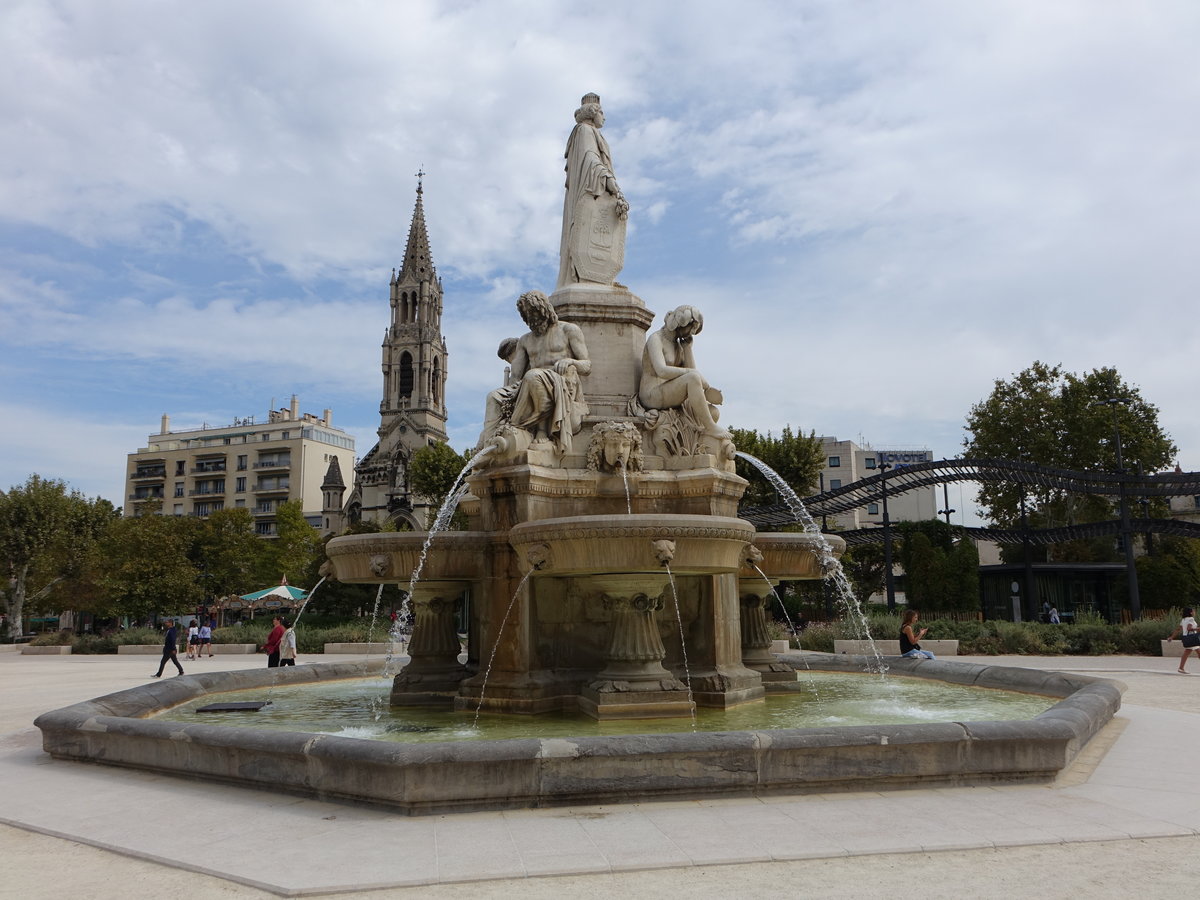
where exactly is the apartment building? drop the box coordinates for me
[124,396,356,537]
[816,437,939,531]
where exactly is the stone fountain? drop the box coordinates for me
[324,92,842,720]
[34,94,1122,815]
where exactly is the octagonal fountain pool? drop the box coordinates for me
[35,654,1121,816]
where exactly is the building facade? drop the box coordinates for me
[816,437,939,531]
[124,396,356,536]
[342,178,450,531]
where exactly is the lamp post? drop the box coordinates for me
[818,472,833,619]
[880,460,897,612]
[938,483,956,525]
[1092,395,1141,620]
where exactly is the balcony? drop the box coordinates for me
[131,468,166,480]
[190,464,227,475]
[128,493,164,502]
[254,483,291,496]
[189,486,226,497]
[254,458,291,470]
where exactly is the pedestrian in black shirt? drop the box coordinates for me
[152,618,185,677]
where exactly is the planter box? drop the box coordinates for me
[209,644,258,654]
[1162,640,1190,658]
[21,645,71,655]
[834,639,959,657]
[323,642,394,655]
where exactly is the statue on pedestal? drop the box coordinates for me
[556,92,629,290]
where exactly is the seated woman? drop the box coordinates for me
[899,609,935,659]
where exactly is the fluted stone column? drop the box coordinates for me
[579,574,694,720]
[391,580,470,706]
[738,581,796,684]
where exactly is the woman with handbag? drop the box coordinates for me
[1167,607,1200,674]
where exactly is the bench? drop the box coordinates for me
[21,645,71,655]
[833,639,959,656]
[1161,640,1199,658]
[116,643,259,655]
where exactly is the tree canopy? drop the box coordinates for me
[731,426,825,511]
[0,475,114,637]
[963,362,1177,532]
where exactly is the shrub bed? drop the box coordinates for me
[789,609,1182,656]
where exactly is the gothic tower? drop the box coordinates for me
[347,175,449,529]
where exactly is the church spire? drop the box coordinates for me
[399,167,435,284]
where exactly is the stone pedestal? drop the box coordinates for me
[579,574,694,720]
[550,283,655,419]
[390,580,470,707]
[738,582,797,687]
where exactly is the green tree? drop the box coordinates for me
[838,542,887,606]
[268,500,321,587]
[409,443,473,506]
[731,426,825,511]
[964,363,1177,540]
[193,508,265,598]
[1136,537,1200,610]
[902,532,949,610]
[947,536,981,612]
[0,475,112,638]
[96,512,202,622]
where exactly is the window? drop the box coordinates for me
[235,499,245,508]
[173,503,183,515]
[828,456,840,467]
[399,351,414,398]
[262,434,269,441]
[174,483,184,497]
[1194,496,1200,509]
[236,477,246,492]
[281,431,290,440]
[830,479,841,490]
[865,457,876,469]
[237,455,247,471]
[175,461,185,475]
[868,502,880,515]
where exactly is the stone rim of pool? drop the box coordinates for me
[33,654,1122,817]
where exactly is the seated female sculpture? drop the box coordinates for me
[638,305,729,441]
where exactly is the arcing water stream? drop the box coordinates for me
[735,452,888,674]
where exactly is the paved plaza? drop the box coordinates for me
[1,647,1196,898]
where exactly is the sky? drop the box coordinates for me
[2,0,1198,527]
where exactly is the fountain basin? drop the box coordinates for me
[324,531,493,582]
[509,513,755,576]
[741,532,846,581]
[34,655,1121,816]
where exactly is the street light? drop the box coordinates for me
[880,460,897,612]
[1091,395,1141,620]
[938,483,956,525]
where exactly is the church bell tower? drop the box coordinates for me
[350,173,449,529]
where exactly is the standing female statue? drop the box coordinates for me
[556,93,629,290]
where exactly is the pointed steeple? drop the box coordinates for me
[399,168,435,284]
[321,455,345,490]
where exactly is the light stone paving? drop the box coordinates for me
[1,651,1198,898]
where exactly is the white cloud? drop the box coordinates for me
[3,0,1200,512]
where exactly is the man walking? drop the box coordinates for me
[152,618,184,678]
